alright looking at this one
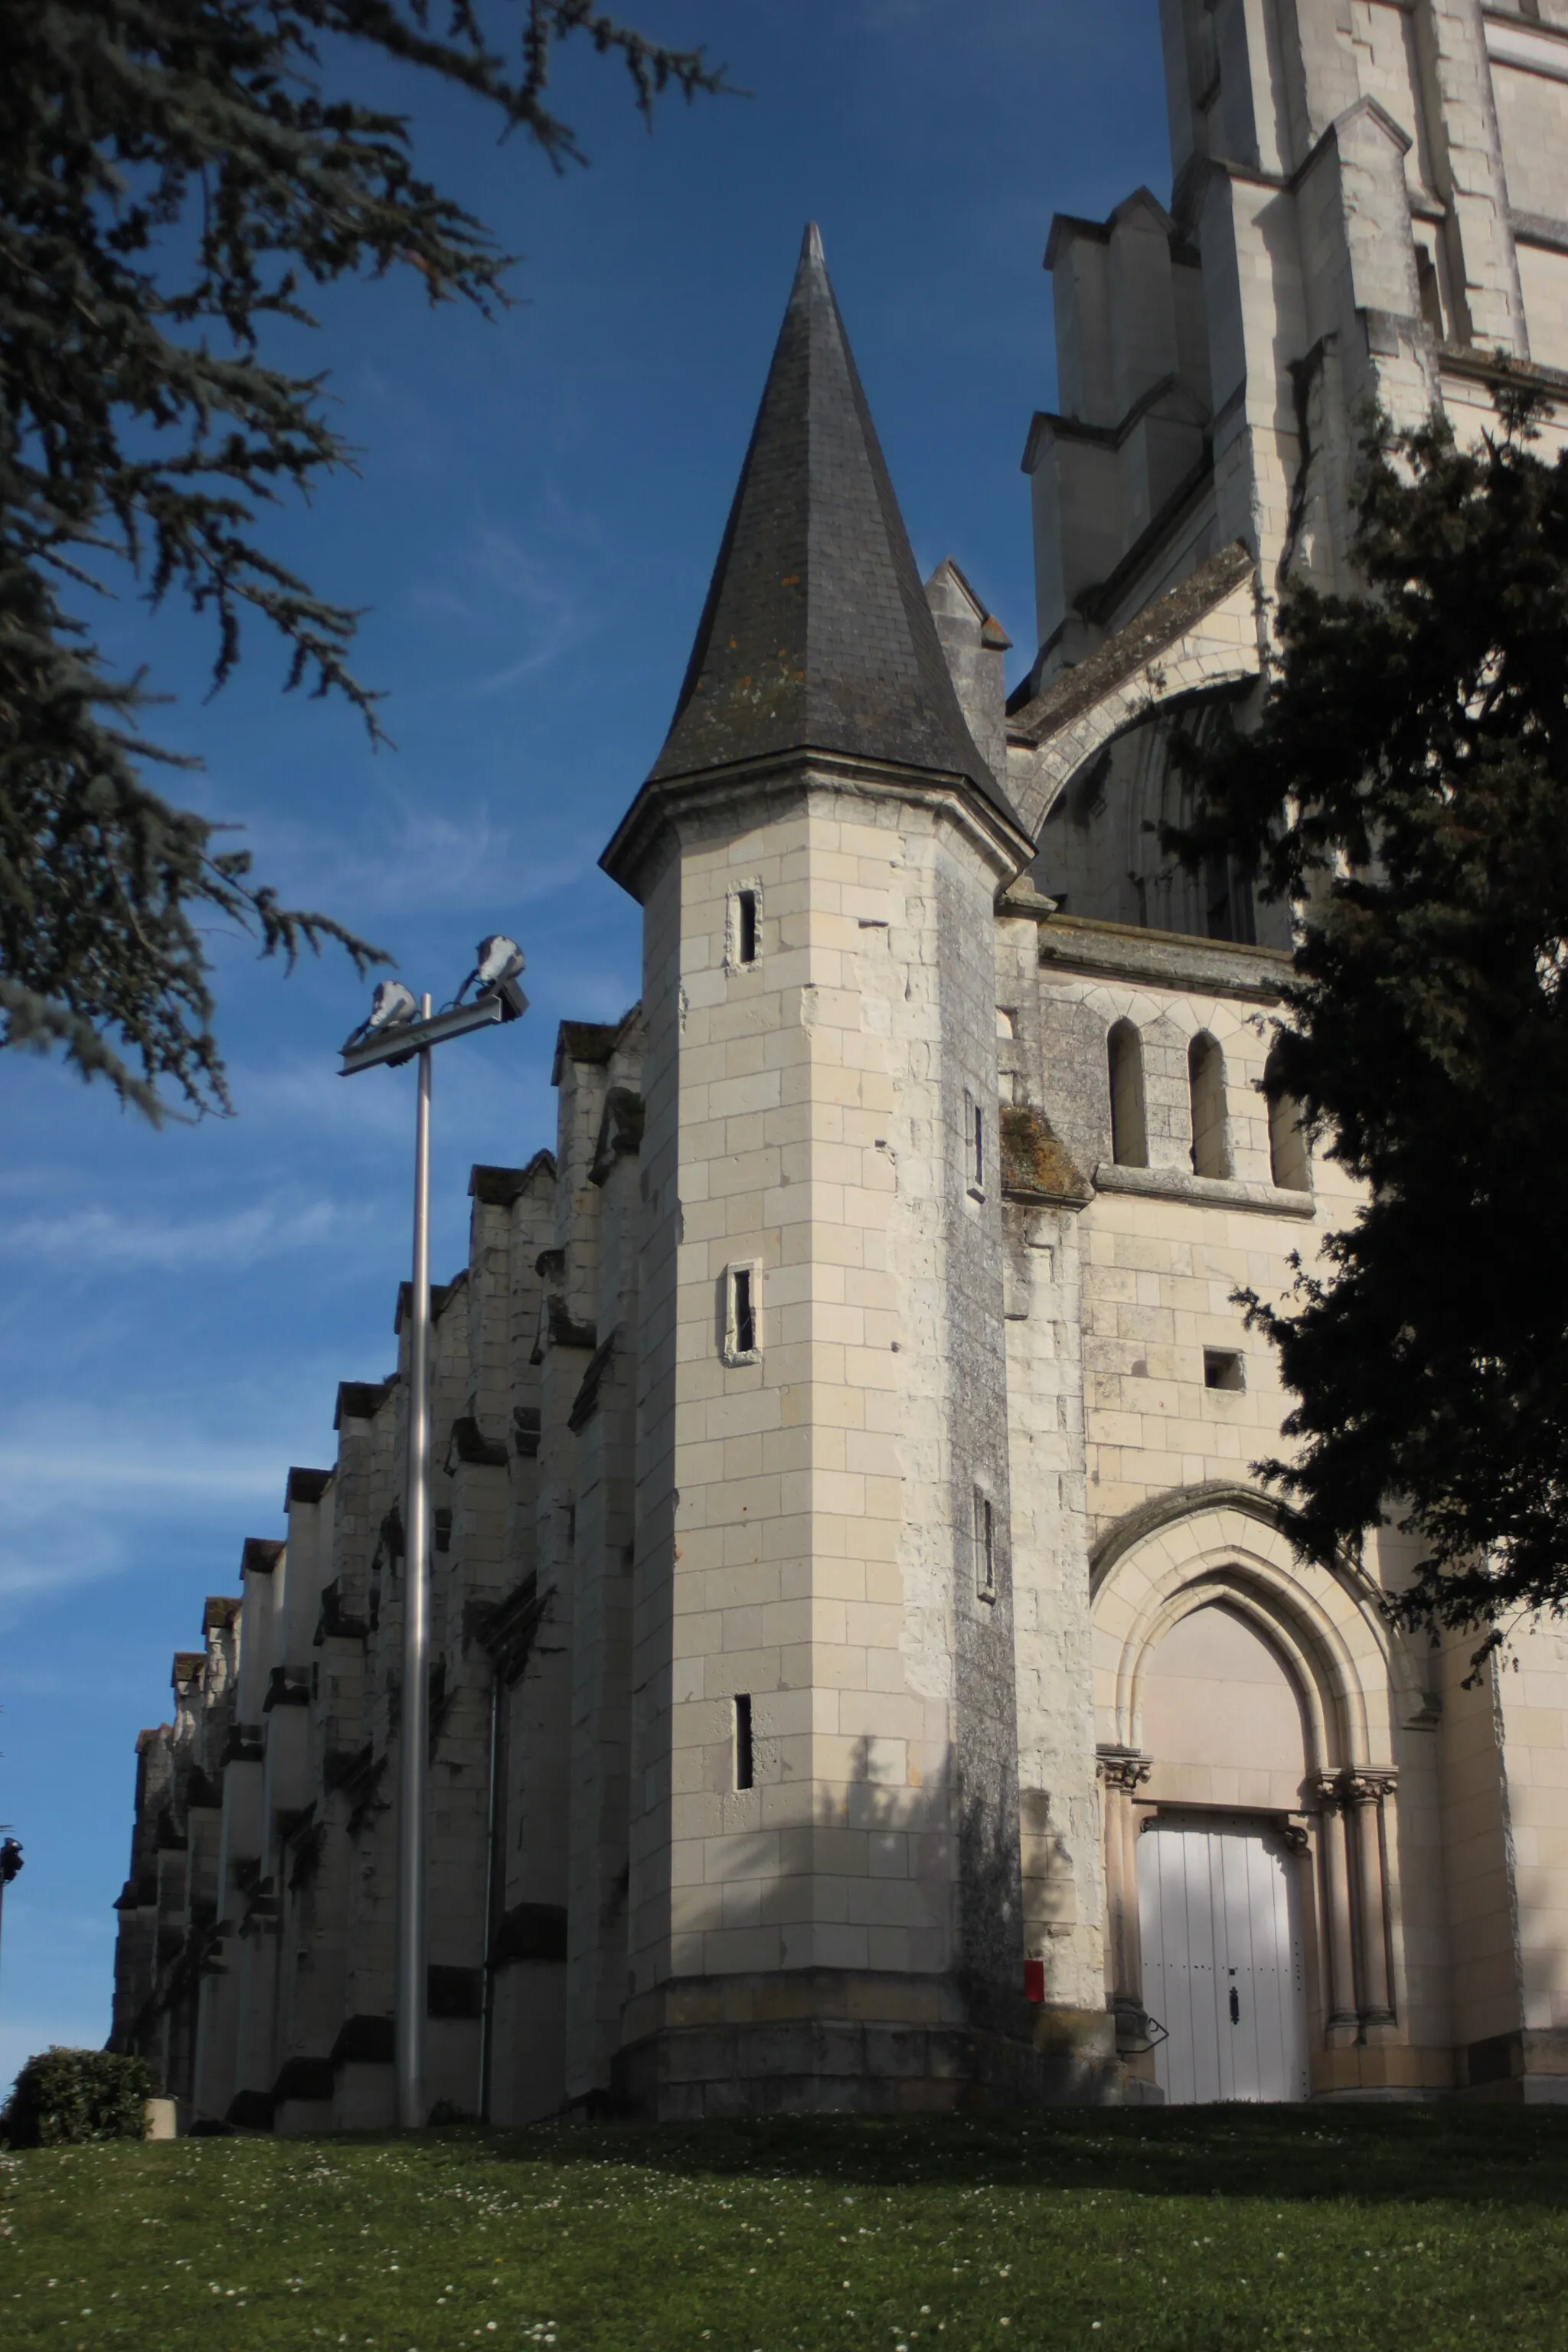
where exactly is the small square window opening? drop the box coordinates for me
[1204,1349,1245,1392]
[734,1694,754,1790]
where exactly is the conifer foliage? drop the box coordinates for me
[1176,391,1568,1638]
[1,0,724,1118]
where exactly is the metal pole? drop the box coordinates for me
[396,997,433,2128]
[478,1664,502,2123]
[0,1838,21,2031]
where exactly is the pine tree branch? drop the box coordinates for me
[1,0,734,1117]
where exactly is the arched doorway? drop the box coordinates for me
[1135,1601,1310,2102]
[1138,1812,1307,2102]
[1089,1492,1403,2103]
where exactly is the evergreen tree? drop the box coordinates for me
[1,0,726,1118]
[1174,388,1568,1644]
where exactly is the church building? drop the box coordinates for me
[113,0,1568,2119]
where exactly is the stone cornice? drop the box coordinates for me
[1035,911,1291,1002]
[599,748,1035,903]
[1093,1162,1317,1220]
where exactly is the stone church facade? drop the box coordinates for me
[114,2,1568,2122]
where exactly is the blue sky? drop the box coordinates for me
[0,0,1169,2089]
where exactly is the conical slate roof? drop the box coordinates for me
[646,227,1018,825]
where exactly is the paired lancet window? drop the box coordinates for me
[1187,1033,1231,1180]
[1111,1018,1306,1193]
[1267,1083,1311,1193]
[1107,1021,1147,1168]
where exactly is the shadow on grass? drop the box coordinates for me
[365,2105,1568,2212]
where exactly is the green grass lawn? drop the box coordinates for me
[4,2106,1568,2351]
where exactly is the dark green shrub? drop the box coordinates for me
[0,2047,155,2148]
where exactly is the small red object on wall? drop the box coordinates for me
[1024,1958,1044,2004]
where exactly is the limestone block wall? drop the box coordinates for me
[616,767,1025,2066]
[551,1015,645,2105]
[1024,906,1434,2086]
[994,907,1102,2015]
[1029,0,1567,736]
[1494,1622,1568,2096]
[485,1152,570,2125]
[112,1114,592,2128]
[1436,1631,1521,2065]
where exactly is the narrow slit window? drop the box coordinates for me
[974,1487,996,1602]
[721,1260,763,1364]
[733,1265,756,1356]
[728,882,762,970]
[734,1694,754,1790]
[965,1090,985,1196]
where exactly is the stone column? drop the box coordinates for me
[1097,1748,1152,2040]
[1346,1770,1397,2027]
[1311,1770,1359,2031]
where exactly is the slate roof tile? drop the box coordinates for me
[647,225,1019,828]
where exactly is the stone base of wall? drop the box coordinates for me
[610,1970,1147,2118]
[1305,2034,1568,2103]
[1456,2028,1568,2104]
[1310,2043,1456,2099]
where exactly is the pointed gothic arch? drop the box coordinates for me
[1089,1488,1406,2076]
[1090,1488,1391,1770]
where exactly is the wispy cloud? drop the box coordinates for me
[0,1522,128,1620]
[0,1419,299,1632]
[220,789,602,932]
[0,1194,356,1276]
[0,1442,287,1507]
[411,515,590,694]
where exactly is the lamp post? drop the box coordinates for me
[0,1835,21,2029]
[340,941,526,2129]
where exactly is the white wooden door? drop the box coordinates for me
[1136,1817,1308,2104]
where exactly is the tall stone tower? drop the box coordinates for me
[599,227,1101,2110]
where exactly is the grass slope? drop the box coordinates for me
[4,2107,1568,2350]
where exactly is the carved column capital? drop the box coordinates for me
[1096,1746,1153,1794]
[1312,1765,1397,1808]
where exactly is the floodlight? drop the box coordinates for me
[341,978,418,1055]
